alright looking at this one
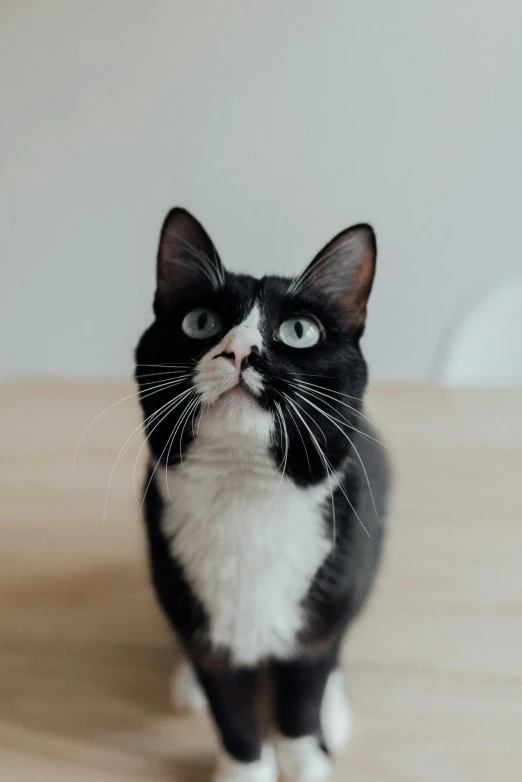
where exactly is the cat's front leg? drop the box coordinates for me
[194,663,277,782]
[274,656,351,782]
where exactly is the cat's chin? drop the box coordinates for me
[200,385,273,440]
[215,384,262,419]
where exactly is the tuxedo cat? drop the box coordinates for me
[135,208,389,782]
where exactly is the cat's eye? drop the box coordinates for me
[278,316,321,348]
[181,308,222,339]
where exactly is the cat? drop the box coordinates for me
[135,208,389,782]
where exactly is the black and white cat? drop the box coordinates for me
[135,208,389,782]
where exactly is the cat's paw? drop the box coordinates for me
[275,736,332,782]
[321,669,353,752]
[213,745,277,782]
[170,660,208,713]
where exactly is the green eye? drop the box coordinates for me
[278,317,321,348]
[182,308,222,339]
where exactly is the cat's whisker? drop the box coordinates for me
[136,368,193,377]
[132,399,184,504]
[121,389,195,511]
[286,381,394,452]
[294,391,381,526]
[138,374,192,386]
[132,388,197,504]
[291,378,389,437]
[287,375,365,402]
[273,398,288,471]
[136,389,199,509]
[284,393,371,539]
[135,363,194,369]
[280,393,337,546]
[276,401,289,478]
[179,395,201,464]
[267,382,327,448]
[289,372,352,380]
[252,400,289,520]
[73,376,194,470]
[163,395,202,503]
[103,387,195,524]
[191,400,201,443]
[278,391,313,477]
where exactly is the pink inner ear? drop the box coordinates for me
[339,246,376,328]
[307,226,376,330]
[156,208,224,306]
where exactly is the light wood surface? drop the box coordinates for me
[1,381,521,781]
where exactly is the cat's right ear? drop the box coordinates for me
[154,208,224,314]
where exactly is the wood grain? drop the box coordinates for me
[1,381,521,781]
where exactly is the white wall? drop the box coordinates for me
[1,0,521,381]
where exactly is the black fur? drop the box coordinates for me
[135,207,389,767]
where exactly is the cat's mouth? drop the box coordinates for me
[193,360,265,407]
[224,379,255,399]
[214,373,258,404]
[223,384,248,400]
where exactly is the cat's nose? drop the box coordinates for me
[216,340,260,371]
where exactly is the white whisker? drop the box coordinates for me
[258,400,289,514]
[163,395,202,503]
[73,375,193,470]
[135,363,194,368]
[131,387,197,504]
[282,396,313,477]
[294,391,381,526]
[103,386,195,524]
[137,390,199,509]
[281,393,337,546]
[291,378,390,438]
[138,373,192,386]
[287,381,393,452]
[284,393,371,539]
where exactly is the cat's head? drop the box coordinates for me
[135,208,376,484]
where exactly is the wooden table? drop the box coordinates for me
[1,382,521,781]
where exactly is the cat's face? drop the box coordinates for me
[135,208,376,485]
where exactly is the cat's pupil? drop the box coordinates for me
[198,312,208,330]
[294,321,303,339]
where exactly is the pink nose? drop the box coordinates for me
[216,337,260,371]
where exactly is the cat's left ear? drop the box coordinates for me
[294,224,377,332]
[154,207,224,314]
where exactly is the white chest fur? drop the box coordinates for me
[158,406,332,666]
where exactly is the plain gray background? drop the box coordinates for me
[1,0,521,381]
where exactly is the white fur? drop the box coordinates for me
[213,745,277,782]
[160,403,331,665]
[170,659,208,713]
[194,304,265,404]
[275,736,332,782]
[240,303,263,335]
[159,306,332,665]
[321,669,352,751]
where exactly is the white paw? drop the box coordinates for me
[213,745,277,782]
[276,736,332,782]
[321,669,352,752]
[170,660,208,713]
